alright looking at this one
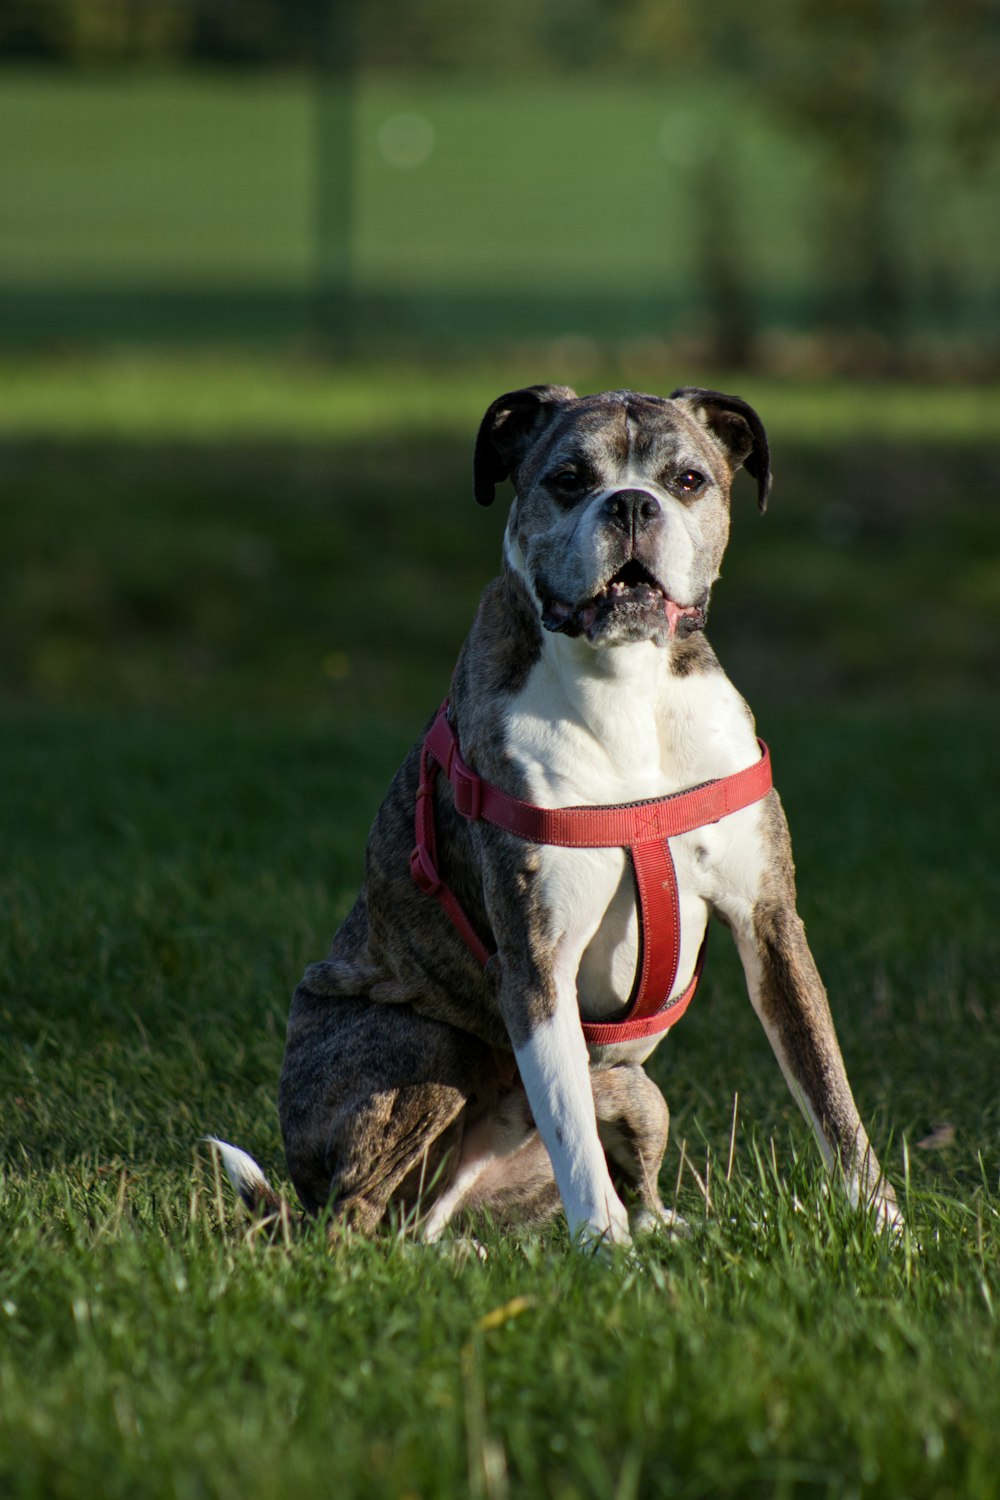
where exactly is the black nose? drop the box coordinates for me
[602,488,662,534]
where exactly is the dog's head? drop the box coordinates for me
[474,385,771,646]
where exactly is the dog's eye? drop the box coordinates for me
[674,469,706,494]
[549,469,586,494]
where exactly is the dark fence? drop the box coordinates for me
[2,0,998,366]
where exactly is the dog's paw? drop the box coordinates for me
[429,1234,491,1264]
[629,1204,691,1241]
[872,1190,906,1238]
[576,1231,641,1273]
[573,1204,633,1260]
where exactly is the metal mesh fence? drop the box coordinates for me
[1,1,998,364]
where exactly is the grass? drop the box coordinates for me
[0,355,998,1497]
[1,68,999,346]
[2,1165,997,1500]
[1,356,997,714]
[3,352,1000,444]
[0,70,828,290]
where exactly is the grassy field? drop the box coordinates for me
[1,68,999,346]
[1,355,998,1498]
[0,70,824,289]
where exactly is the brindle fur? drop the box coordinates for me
[270,385,896,1242]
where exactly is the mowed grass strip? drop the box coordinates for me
[0,70,873,292]
[2,353,1000,446]
[2,68,998,324]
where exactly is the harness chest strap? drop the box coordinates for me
[410,701,773,1046]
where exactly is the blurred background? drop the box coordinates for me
[0,0,998,721]
[1,0,999,368]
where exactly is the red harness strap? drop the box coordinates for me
[410,701,773,1047]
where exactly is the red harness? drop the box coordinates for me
[410,701,773,1047]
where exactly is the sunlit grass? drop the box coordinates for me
[1,694,998,1498]
[1,351,1000,445]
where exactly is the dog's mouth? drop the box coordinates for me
[540,560,706,641]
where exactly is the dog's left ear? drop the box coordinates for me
[669,387,772,513]
[474,384,576,506]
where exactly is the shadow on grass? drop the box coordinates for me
[0,433,997,718]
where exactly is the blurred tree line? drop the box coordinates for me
[3,0,995,102]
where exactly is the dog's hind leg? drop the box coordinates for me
[424,1066,674,1242]
[592,1066,680,1234]
[278,984,498,1233]
[420,1081,555,1241]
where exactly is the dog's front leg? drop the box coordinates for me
[498,944,632,1252]
[730,893,901,1230]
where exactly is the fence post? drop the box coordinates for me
[314,0,356,355]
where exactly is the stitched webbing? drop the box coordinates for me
[423,705,772,846]
[411,700,773,1046]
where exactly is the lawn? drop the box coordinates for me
[2,68,999,346]
[0,69,826,291]
[0,356,998,1498]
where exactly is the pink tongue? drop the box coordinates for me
[664,599,695,637]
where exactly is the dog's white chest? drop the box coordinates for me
[503,644,766,1037]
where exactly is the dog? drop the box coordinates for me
[211,384,900,1250]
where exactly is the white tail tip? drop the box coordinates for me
[203,1136,279,1213]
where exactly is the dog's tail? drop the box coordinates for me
[204,1137,284,1217]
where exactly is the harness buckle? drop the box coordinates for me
[409,842,441,896]
[451,763,483,821]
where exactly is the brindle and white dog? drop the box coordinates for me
[211,384,900,1250]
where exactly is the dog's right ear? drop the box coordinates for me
[474,385,576,506]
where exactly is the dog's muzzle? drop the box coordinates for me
[537,487,708,642]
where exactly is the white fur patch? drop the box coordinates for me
[502,620,767,1049]
[204,1137,274,1209]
